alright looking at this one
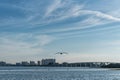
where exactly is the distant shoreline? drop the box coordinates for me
[0,66,120,69]
[0,66,120,71]
[107,68,120,70]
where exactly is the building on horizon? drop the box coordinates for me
[16,62,21,66]
[21,61,29,66]
[41,59,56,66]
[30,61,36,66]
[0,61,6,66]
[37,61,41,66]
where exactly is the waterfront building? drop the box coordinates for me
[37,61,41,65]
[41,59,56,65]
[16,63,21,66]
[30,61,36,66]
[21,61,29,66]
[0,61,6,66]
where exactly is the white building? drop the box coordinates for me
[41,59,56,65]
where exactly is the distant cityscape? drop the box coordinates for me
[0,58,120,68]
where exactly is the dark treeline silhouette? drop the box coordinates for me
[102,63,120,68]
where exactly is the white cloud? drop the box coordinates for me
[33,35,55,46]
[39,8,120,36]
[45,0,61,17]
[80,10,120,21]
[0,0,120,31]
[43,0,120,25]
[0,33,55,57]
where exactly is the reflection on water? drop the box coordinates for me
[0,67,120,80]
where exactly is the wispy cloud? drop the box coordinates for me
[0,0,120,43]
[45,0,61,17]
[31,1,120,35]
[80,10,120,21]
[0,0,120,31]
[0,33,55,57]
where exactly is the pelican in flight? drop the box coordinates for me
[56,52,68,55]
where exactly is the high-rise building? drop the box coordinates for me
[30,61,36,66]
[37,61,41,65]
[41,59,56,65]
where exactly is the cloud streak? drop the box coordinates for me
[0,0,120,31]
[0,33,55,57]
[45,0,61,17]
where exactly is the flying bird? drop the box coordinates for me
[56,52,68,55]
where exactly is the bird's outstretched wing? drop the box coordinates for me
[56,52,68,55]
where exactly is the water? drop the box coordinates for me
[0,67,120,80]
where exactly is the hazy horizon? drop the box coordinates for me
[0,0,120,63]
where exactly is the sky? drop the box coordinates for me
[0,0,120,63]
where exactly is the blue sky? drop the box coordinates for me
[0,0,120,63]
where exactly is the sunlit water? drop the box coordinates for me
[0,67,120,80]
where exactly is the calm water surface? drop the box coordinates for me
[0,67,120,80]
